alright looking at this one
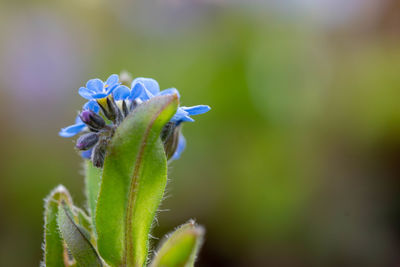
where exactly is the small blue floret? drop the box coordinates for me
[126,78,210,125]
[79,74,121,100]
[123,77,210,160]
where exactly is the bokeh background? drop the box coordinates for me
[1,0,400,266]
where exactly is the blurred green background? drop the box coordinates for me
[1,0,400,266]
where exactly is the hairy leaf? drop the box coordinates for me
[73,206,95,245]
[58,202,103,267]
[150,220,205,267]
[42,185,72,267]
[96,94,178,267]
[84,160,102,234]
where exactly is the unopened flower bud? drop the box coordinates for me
[91,137,108,168]
[161,122,181,159]
[80,110,106,130]
[76,132,99,150]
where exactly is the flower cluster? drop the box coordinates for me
[59,74,211,167]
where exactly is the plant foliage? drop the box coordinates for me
[42,95,205,267]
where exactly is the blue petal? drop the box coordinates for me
[91,92,108,99]
[81,148,93,159]
[171,133,186,161]
[131,82,154,101]
[171,108,188,122]
[129,82,146,100]
[131,77,160,95]
[74,115,83,124]
[141,88,154,101]
[113,85,131,100]
[83,100,100,113]
[59,123,86,137]
[181,105,211,116]
[171,108,194,123]
[106,74,119,86]
[106,83,119,95]
[86,79,104,93]
[180,115,195,122]
[79,87,94,100]
[157,88,180,99]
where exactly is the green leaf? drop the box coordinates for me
[58,202,103,267]
[84,160,102,233]
[95,94,178,267]
[150,220,205,267]
[73,206,95,245]
[42,185,72,267]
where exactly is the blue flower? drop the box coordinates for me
[78,74,122,100]
[112,77,159,101]
[59,100,100,137]
[60,74,210,166]
[171,105,211,125]
[125,77,211,124]
[122,77,210,160]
